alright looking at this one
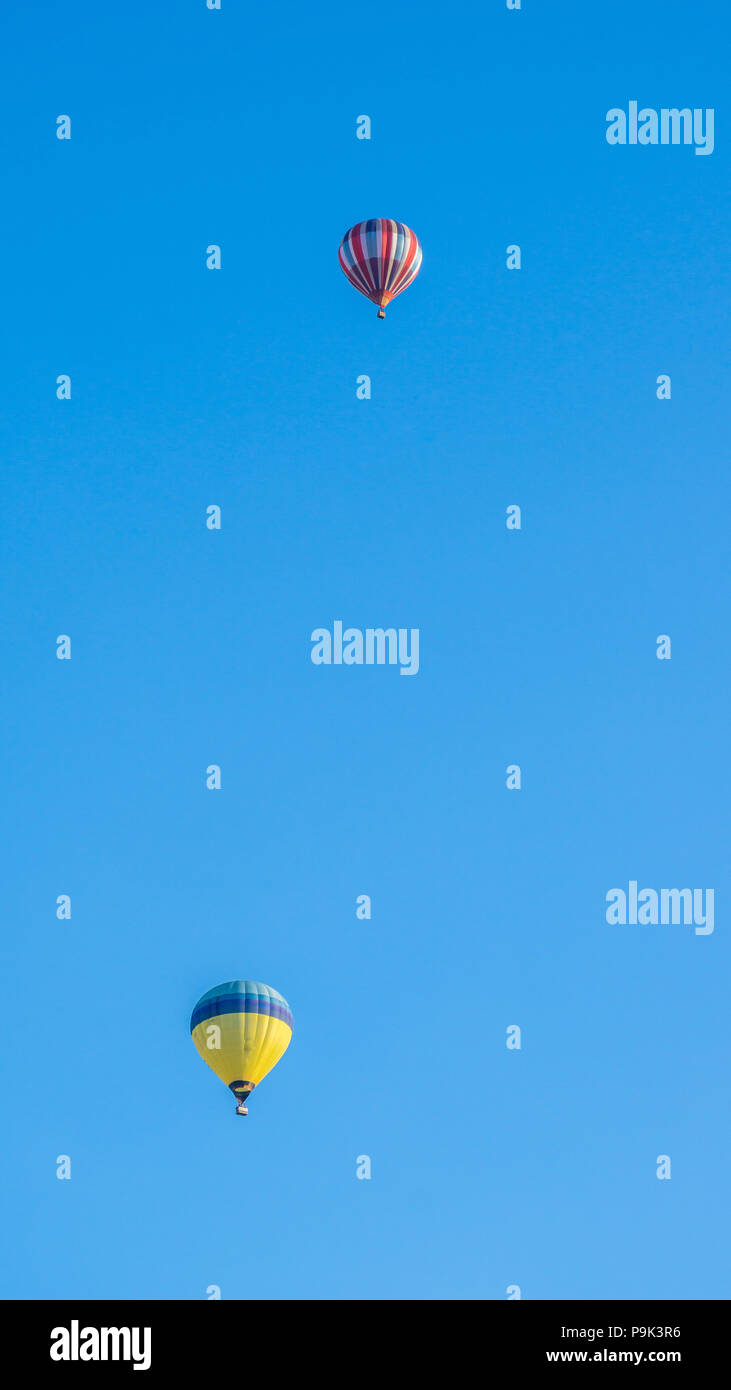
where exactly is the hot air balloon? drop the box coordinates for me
[339,219,422,318]
[190,980,293,1115]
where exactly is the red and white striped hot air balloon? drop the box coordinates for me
[338,219,422,319]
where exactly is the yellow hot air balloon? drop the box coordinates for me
[190,980,293,1115]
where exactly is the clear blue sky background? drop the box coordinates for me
[2,0,729,1300]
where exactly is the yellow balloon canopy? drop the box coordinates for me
[190,980,293,1115]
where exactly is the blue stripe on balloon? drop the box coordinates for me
[190,995,293,1033]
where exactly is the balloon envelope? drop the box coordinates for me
[191,980,293,1109]
[339,219,422,316]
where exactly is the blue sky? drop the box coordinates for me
[1,0,729,1299]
